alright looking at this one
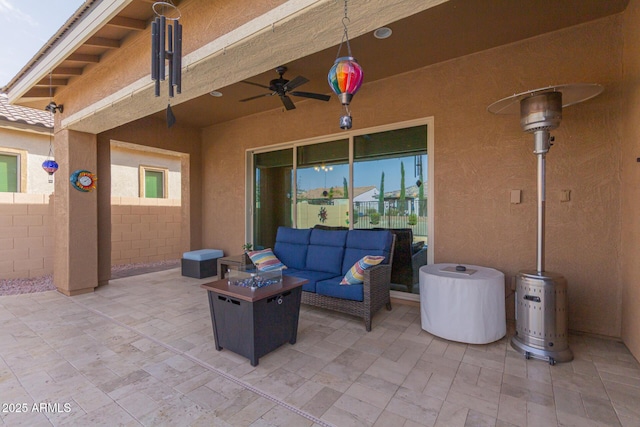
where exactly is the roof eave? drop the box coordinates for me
[3,0,132,105]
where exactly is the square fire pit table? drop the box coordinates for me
[200,274,307,366]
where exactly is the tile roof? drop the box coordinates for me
[0,94,52,129]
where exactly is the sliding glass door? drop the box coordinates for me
[249,120,432,297]
[353,126,428,243]
[253,148,293,250]
[296,139,349,229]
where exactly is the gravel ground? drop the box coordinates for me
[0,259,180,296]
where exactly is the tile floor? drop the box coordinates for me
[0,268,638,426]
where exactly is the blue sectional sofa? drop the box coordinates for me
[272,226,395,331]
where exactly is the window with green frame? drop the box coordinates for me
[0,153,18,193]
[144,169,165,198]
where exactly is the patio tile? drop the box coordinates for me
[257,403,316,426]
[434,400,469,427]
[553,386,586,417]
[464,409,498,426]
[1,268,639,426]
[332,393,384,425]
[297,385,343,418]
[497,394,528,426]
[445,389,499,418]
[0,409,55,427]
[71,383,114,413]
[386,386,443,425]
[372,410,409,426]
[60,401,139,426]
[115,390,159,419]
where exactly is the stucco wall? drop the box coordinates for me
[56,0,286,121]
[99,116,203,253]
[621,0,640,360]
[110,144,182,199]
[201,16,624,338]
[0,127,54,194]
[111,197,182,265]
[0,193,54,279]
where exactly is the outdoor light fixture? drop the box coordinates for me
[44,101,63,114]
[151,1,182,127]
[328,0,363,130]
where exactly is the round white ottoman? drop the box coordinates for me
[419,263,506,344]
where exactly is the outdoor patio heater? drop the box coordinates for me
[488,83,603,365]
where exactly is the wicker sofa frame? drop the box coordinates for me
[300,235,395,332]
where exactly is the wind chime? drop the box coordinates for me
[151,1,182,128]
[41,72,61,183]
[327,0,363,130]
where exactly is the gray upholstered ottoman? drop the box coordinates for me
[181,249,224,278]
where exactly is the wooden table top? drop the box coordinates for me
[201,275,307,303]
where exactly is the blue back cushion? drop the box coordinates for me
[306,228,348,274]
[342,230,393,275]
[273,227,311,270]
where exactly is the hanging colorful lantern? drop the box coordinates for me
[328,1,363,130]
[328,56,363,106]
[42,159,59,183]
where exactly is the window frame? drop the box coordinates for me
[0,148,26,193]
[245,118,435,302]
[139,165,169,199]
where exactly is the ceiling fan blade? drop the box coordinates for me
[241,80,271,90]
[239,92,274,102]
[290,91,331,101]
[281,95,296,110]
[284,75,309,91]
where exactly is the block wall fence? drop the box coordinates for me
[0,193,54,280]
[0,194,182,280]
[110,197,182,266]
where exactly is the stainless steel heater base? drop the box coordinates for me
[511,270,573,365]
[511,335,573,366]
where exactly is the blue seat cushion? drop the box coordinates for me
[282,269,336,293]
[182,249,224,261]
[274,227,311,270]
[306,228,348,274]
[316,277,364,302]
[342,230,393,275]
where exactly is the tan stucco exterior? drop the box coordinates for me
[621,0,640,362]
[0,128,52,194]
[201,15,624,338]
[6,0,639,360]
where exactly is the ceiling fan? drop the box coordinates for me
[239,66,331,110]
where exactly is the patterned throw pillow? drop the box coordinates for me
[340,255,385,285]
[247,248,286,271]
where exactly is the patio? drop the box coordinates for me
[0,269,638,427]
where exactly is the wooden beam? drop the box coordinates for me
[108,16,146,30]
[52,67,83,76]
[84,36,120,49]
[66,53,100,63]
[23,88,54,98]
[36,78,68,86]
